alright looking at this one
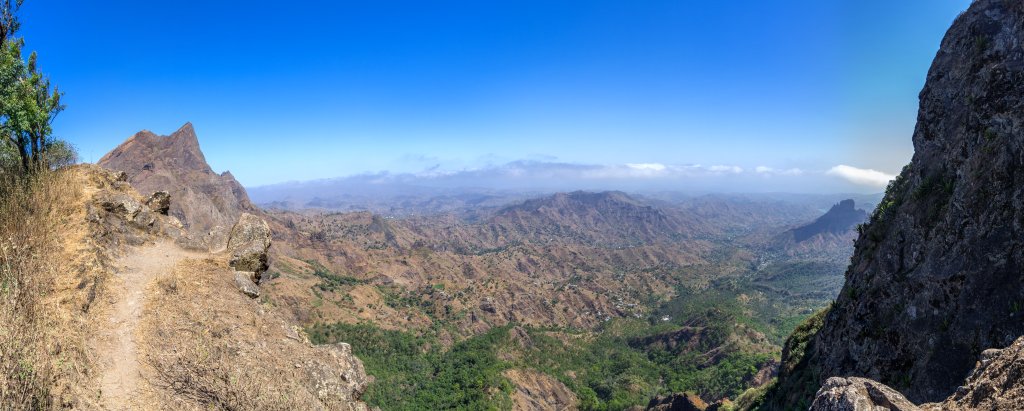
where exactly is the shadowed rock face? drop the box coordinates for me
[790,200,867,243]
[809,336,1024,410]
[779,0,1024,405]
[98,122,256,233]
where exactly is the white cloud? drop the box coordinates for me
[625,163,667,172]
[756,166,804,176]
[827,165,895,187]
[708,165,743,174]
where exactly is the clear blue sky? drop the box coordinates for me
[20,1,970,191]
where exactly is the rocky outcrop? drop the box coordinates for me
[307,342,371,406]
[145,191,170,215]
[938,335,1024,409]
[84,166,186,248]
[771,0,1024,405]
[503,368,578,411]
[227,212,271,280]
[233,271,260,299]
[809,336,1024,410]
[97,122,257,234]
[645,392,707,411]
[810,377,920,411]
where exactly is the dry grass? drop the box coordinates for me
[0,168,99,409]
[141,258,369,411]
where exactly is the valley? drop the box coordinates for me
[257,187,875,408]
[8,0,1016,409]
[92,123,875,408]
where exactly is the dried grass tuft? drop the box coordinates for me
[0,168,94,408]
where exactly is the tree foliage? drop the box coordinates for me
[0,0,71,176]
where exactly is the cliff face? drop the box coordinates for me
[98,123,256,233]
[784,0,1024,404]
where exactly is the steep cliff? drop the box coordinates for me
[98,122,257,234]
[768,0,1024,406]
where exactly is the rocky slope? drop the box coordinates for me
[75,164,371,409]
[767,0,1024,406]
[809,335,1024,410]
[98,122,257,235]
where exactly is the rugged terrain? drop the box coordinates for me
[73,165,370,409]
[761,0,1024,408]
[92,122,873,408]
[98,123,257,235]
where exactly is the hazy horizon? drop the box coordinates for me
[21,0,970,192]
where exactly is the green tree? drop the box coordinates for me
[0,0,70,175]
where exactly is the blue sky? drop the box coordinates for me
[20,1,970,192]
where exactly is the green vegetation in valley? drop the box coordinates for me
[307,323,514,410]
[308,316,776,410]
[304,259,365,292]
[304,253,842,410]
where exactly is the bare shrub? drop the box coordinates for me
[147,330,291,411]
[156,274,178,295]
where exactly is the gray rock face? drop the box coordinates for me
[940,336,1024,410]
[307,342,371,409]
[811,377,920,411]
[145,191,170,215]
[97,192,142,218]
[233,271,260,299]
[809,336,1024,410]
[227,213,272,280]
[782,0,1024,404]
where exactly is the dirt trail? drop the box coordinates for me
[95,240,204,410]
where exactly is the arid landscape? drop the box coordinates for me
[8,0,1024,410]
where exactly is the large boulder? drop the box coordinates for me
[810,377,920,411]
[97,192,142,218]
[145,191,171,215]
[227,213,271,279]
[233,271,260,299]
[809,336,1024,410]
[307,342,371,408]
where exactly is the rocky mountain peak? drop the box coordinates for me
[98,122,256,234]
[767,0,1024,406]
[790,199,867,242]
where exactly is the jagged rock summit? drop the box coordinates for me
[769,0,1024,407]
[98,122,257,234]
[790,199,867,242]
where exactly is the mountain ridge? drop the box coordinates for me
[97,122,257,234]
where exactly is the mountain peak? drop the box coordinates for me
[170,121,197,142]
[97,123,256,232]
[789,199,867,242]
